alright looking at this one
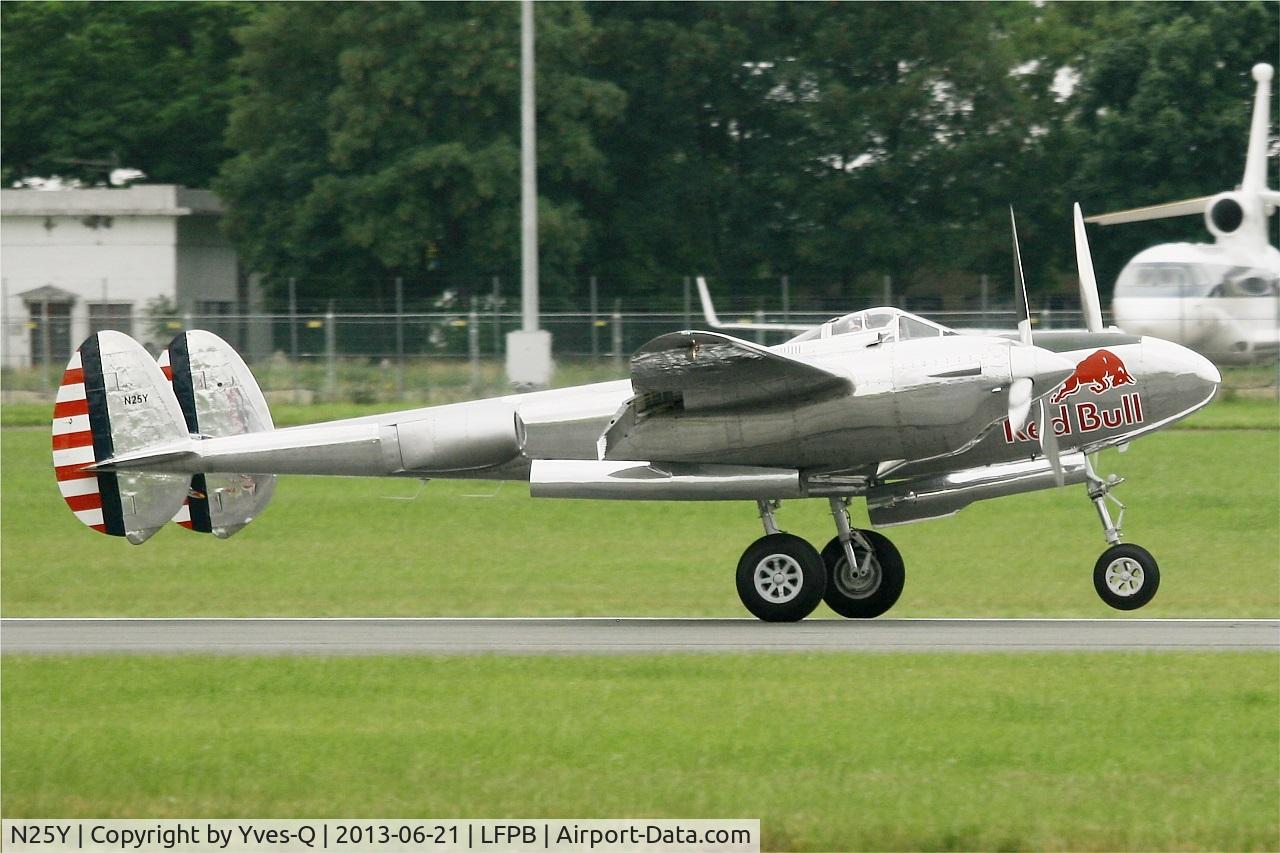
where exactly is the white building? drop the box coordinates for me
[1,184,258,369]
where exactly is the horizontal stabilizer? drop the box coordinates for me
[631,330,851,411]
[1084,196,1213,226]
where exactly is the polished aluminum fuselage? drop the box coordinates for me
[148,329,1218,504]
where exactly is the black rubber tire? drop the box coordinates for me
[735,533,827,622]
[820,530,905,618]
[1093,543,1160,610]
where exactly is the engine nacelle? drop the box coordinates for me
[1205,192,1248,238]
[391,404,525,473]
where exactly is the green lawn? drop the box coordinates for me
[3,422,1277,617]
[3,391,1276,429]
[3,653,1276,851]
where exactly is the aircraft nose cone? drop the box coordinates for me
[1141,337,1221,387]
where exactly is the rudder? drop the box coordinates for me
[52,331,191,543]
[160,330,276,538]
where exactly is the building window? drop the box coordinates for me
[195,300,234,318]
[28,301,73,365]
[88,302,133,336]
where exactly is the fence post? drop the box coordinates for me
[491,275,501,357]
[288,278,298,362]
[612,299,624,371]
[781,275,790,328]
[683,276,692,330]
[325,301,336,402]
[980,273,989,328]
[589,275,599,359]
[394,276,405,401]
[0,277,6,371]
[41,298,51,390]
[882,275,892,308]
[754,308,766,345]
[469,296,481,393]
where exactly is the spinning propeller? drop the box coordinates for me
[1007,208,1069,486]
[1005,204,1108,486]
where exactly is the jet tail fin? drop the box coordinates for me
[1241,63,1274,194]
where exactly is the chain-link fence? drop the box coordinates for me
[3,303,1277,406]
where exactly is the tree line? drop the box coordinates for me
[3,1,1276,310]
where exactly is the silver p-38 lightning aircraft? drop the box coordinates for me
[51,208,1220,621]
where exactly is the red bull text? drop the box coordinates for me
[1004,349,1143,443]
[1003,392,1143,443]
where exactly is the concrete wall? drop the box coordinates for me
[1,185,239,368]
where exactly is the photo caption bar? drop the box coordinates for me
[2,820,758,853]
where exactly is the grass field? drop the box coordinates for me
[2,407,1276,616]
[3,393,1278,429]
[3,653,1277,850]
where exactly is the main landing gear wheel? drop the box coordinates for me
[820,530,905,618]
[736,533,827,622]
[1093,543,1160,610]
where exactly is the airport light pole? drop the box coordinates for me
[505,0,553,387]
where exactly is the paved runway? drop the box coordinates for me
[2,618,1276,655]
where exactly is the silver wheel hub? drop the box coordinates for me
[754,554,803,604]
[834,542,881,600]
[1104,557,1145,597]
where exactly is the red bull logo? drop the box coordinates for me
[1050,349,1136,404]
[1002,349,1143,445]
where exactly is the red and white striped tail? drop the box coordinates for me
[51,350,107,532]
[50,331,192,544]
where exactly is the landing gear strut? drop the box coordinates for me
[820,498,905,618]
[1086,456,1160,610]
[735,501,826,622]
[734,499,906,622]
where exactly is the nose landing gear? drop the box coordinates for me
[1086,457,1160,610]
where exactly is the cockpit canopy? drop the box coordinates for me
[787,307,954,345]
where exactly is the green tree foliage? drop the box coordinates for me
[215,1,622,306]
[4,2,1275,304]
[1,1,248,186]
[1069,1,1280,284]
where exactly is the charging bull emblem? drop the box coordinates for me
[1050,349,1136,404]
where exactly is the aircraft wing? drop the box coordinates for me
[630,330,852,412]
[1084,195,1214,226]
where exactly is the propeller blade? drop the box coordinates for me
[1039,397,1064,487]
[1009,207,1032,346]
[1073,203,1104,333]
[1008,377,1033,433]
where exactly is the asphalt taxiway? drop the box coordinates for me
[1,617,1276,655]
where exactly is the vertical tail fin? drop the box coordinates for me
[1241,63,1274,194]
[52,332,191,543]
[160,330,276,538]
